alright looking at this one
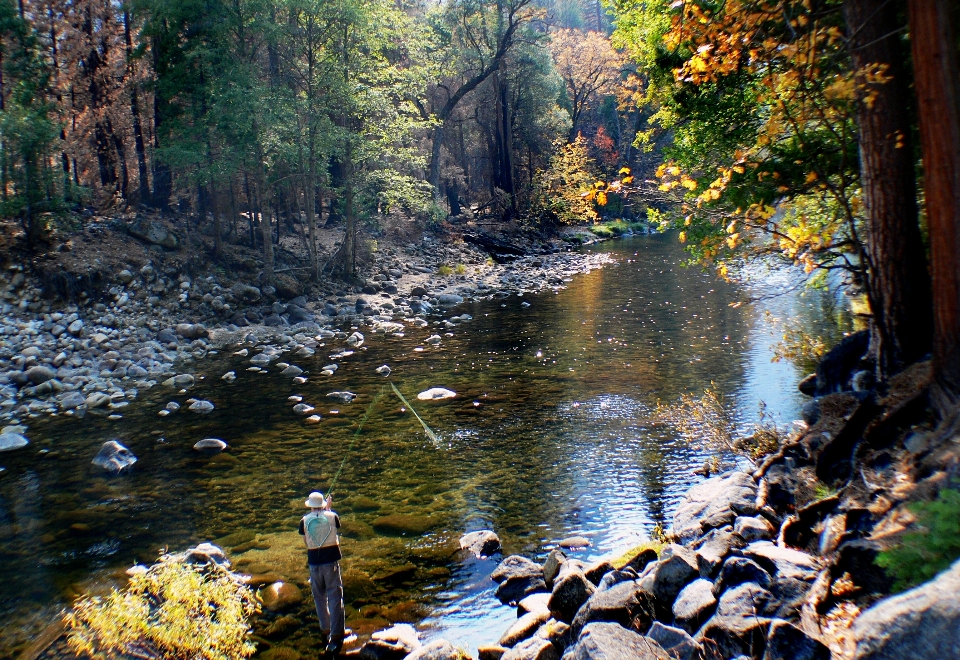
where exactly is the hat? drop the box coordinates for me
[305,492,327,508]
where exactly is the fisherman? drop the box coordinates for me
[300,491,345,655]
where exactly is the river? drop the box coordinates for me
[0,233,852,659]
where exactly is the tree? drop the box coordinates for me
[548,28,624,142]
[909,0,960,420]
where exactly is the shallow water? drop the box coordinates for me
[0,234,851,658]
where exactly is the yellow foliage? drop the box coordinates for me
[597,191,608,206]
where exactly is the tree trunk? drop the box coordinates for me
[307,137,319,280]
[257,176,274,285]
[844,0,933,377]
[429,124,444,198]
[909,0,960,417]
[124,10,150,205]
[151,36,172,209]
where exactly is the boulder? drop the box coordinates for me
[713,557,773,594]
[359,624,421,660]
[649,544,699,605]
[183,542,230,566]
[129,217,180,249]
[570,580,651,638]
[194,438,227,454]
[742,541,820,581]
[646,622,702,660]
[734,516,776,542]
[715,582,777,618]
[562,623,669,660]
[437,293,464,306]
[26,365,56,385]
[176,323,208,340]
[232,283,262,303]
[478,647,508,660]
[404,640,462,660]
[583,561,614,586]
[548,570,595,623]
[60,391,86,410]
[158,328,178,343]
[259,581,303,612]
[92,440,137,473]
[499,611,550,647]
[764,619,830,660]
[694,527,746,577]
[597,569,639,592]
[695,613,772,659]
[543,548,567,587]
[460,530,502,558]
[417,388,456,401]
[852,558,960,660]
[672,471,757,544]
[0,432,29,452]
[493,556,543,584]
[672,578,717,634]
[815,330,870,395]
[519,593,552,617]
[502,636,557,660]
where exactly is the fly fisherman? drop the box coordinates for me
[300,492,345,656]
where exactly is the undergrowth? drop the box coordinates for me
[876,488,960,592]
[65,554,259,660]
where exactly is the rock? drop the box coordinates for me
[118,269,134,283]
[499,611,550,647]
[222,371,237,383]
[548,570,595,623]
[417,387,456,400]
[502,636,558,660]
[85,392,112,408]
[649,544,699,605]
[183,542,230,566]
[460,530,502,558]
[694,527,746,577]
[798,373,817,396]
[493,556,544,583]
[404,639,462,660]
[478,647,508,660]
[714,557,772,594]
[293,403,315,415]
[26,366,56,385]
[558,536,590,549]
[68,319,84,335]
[194,438,227,454]
[646,622,702,660]
[260,582,303,612]
[518,593,552,617]
[233,283,262,303]
[0,432,29,452]
[851,557,960,660]
[372,514,435,535]
[620,547,660,574]
[672,578,717,634]
[563,622,670,660]
[426,334,442,345]
[281,365,303,377]
[359,624,420,660]
[597,569,639,592]
[327,391,356,402]
[715,582,777,618]
[583,561,614,586]
[176,323,208,340]
[60,391,86,410]
[91,332,109,345]
[695,613,772,659]
[376,365,392,376]
[162,374,195,388]
[437,293,463,306]
[734,516,775,542]
[129,217,180,249]
[347,331,365,347]
[742,541,820,581]
[92,440,137,473]
[543,548,567,587]
[815,330,870,395]
[672,471,757,543]
[188,400,215,414]
[158,328,178,343]
[570,580,651,638]
[764,620,830,660]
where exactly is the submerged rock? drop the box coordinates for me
[0,432,29,452]
[376,365,392,377]
[460,530,502,558]
[194,438,227,454]
[92,440,137,472]
[260,581,303,612]
[327,391,356,403]
[188,400,215,414]
[417,387,456,400]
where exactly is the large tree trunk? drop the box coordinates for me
[124,10,149,205]
[844,0,933,378]
[429,124,444,198]
[909,0,960,418]
[307,139,319,280]
[150,36,172,209]
[494,72,516,215]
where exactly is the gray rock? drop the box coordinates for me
[327,391,357,403]
[597,569,638,592]
[672,471,757,543]
[714,557,773,594]
[543,548,567,587]
[347,331,365,347]
[188,400,215,413]
[281,365,303,377]
[764,619,830,660]
[233,283,262,302]
[715,582,777,617]
[183,542,230,566]
[92,440,137,473]
[583,561,614,586]
[60,391,87,410]
[493,556,543,583]
[650,544,699,604]
[129,217,180,249]
[742,541,820,581]
[570,580,651,638]
[694,527,746,577]
[85,392,112,408]
[735,516,776,542]
[194,438,227,454]
[26,365,56,384]
[562,622,669,660]
[548,570,595,623]
[672,578,717,634]
[518,593,552,617]
[0,432,29,452]
[404,639,462,660]
[68,319,84,335]
[176,323,208,340]
[293,403,315,414]
[646,622,702,660]
[499,611,550,647]
[460,530,502,558]
[503,636,558,660]
[494,555,548,604]
[359,624,420,660]
[852,558,960,660]
[438,293,464,306]
[158,328,178,343]
[695,613,772,659]
[118,269,134,283]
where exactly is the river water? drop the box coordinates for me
[0,234,852,659]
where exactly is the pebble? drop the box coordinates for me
[0,432,29,452]
[327,391,356,402]
[417,388,456,400]
[305,415,322,424]
[193,438,227,454]
[292,376,308,384]
[188,400,215,413]
[376,365,392,376]
[426,335,442,345]
[222,371,237,382]
[293,403,315,414]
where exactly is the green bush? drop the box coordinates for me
[876,488,960,592]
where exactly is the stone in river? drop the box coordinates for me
[437,293,463,306]
[293,403,315,414]
[0,432,29,452]
[260,581,303,612]
[564,622,669,660]
[360,623,421,659]
[222,371,237,383]
[346,331,365,347]
[559,536,590,549]
[194,438,227,454]
[281,365,303,377]
[188,400,215,413]
[417,387,455,400]
[166,402,180,411]
[305,415,322,424]
[372,514,435,535]
[60,391,86,410]
[327,391,356,402]
[85,392,112,408]
[293,376,308,384]
[92,440,137,472]
[26,366,56,384]
[426,335,442,345]
[460,530,502,558]
[67,319,84,335]
[376,365,392,377]
[405,639,461,660]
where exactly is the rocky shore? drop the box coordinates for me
[0,228,614,445]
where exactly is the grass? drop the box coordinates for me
[454,263,467,275]
[437,264,453,276]
[588,219,646,238]
[611,540,666,570]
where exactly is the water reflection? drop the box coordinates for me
[0,234,849,658]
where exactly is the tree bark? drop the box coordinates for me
[844,0,933,377]
[909,0,960,417]
[124,9,150,205]
[150,35,172,209]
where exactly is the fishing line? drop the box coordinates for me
[326,384,385,499]
[390,382,440,443]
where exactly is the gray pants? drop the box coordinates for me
[309,562,345,644]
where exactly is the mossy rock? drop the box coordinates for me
[611,542,663,570]
[380,600,427,623]
[339,519,375,540]
[350,496,380,512]
[262,615,299,639]
[372,514,435,536]
[342,568,377,601]
[372,563,417,585]
[259,646,301,660]
[216,530,257,548]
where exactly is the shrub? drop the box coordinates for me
[455,263,467,275]
[66,554,259,660]
[876,488,960,592]
[437,264,453,276]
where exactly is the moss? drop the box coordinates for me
[349,496,380,512]
[372,514,436,536]
[259,646,301,660]
[611,541,664,570]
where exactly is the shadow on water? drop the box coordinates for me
[0,234,851,658]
